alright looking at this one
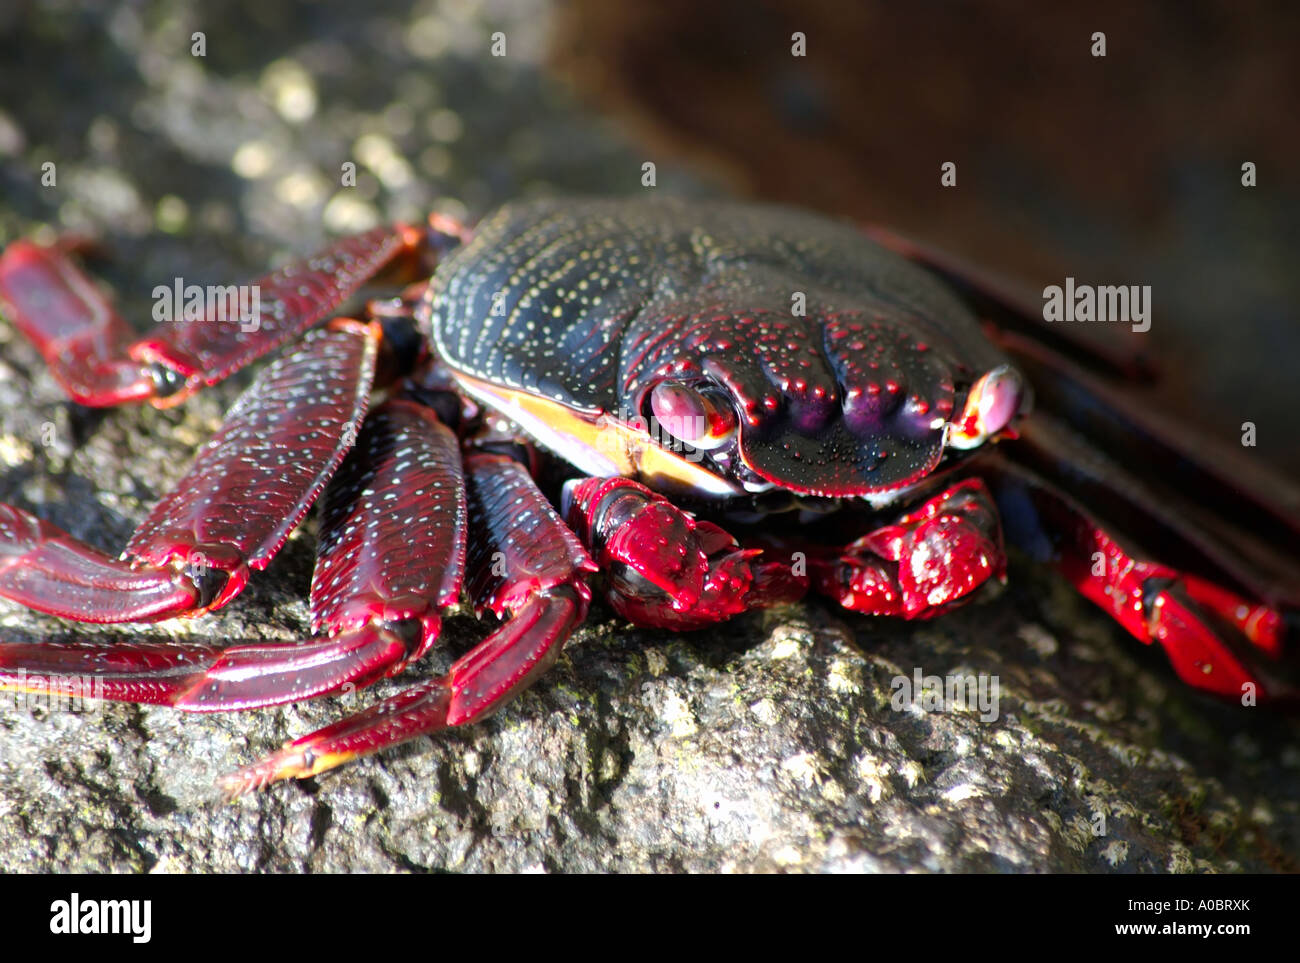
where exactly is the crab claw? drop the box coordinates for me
[564,477,756,629]
[605,498,708,609]
[829,478,1006,618]
[885,511,1003,617]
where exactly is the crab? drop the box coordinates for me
[0,197,1296,795]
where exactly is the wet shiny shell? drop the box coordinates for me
[424,197,1008,496]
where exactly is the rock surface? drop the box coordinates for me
[1,0,1298,873]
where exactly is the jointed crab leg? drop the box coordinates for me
[0,630,421,711]
[987,420,1298,702]
[0,394,470,712]
[999,332,1300,610]
[171,397,472,710]
[0,239,156,405]
[309,399,468,659]
[0,225,426,407]
[0,319,379,622]
[971,334,1300,701]
[874,224,1299,701]
[0,505,202,622]
[0,637,230,706]
[218,447,595,793]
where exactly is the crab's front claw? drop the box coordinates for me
[870,486,1005,618]
[564,477,758,629]
[815,478,1006,618]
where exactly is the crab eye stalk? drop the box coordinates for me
[649,382,738,451]
[945,364,1025,450]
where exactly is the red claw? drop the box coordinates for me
[604,499,707,609]
[813,478,1006,619]
[565,477,758,629]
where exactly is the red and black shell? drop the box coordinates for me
[421,197,1009,498]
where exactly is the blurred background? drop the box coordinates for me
[555,0,1300,476]
[0,0,1296,474]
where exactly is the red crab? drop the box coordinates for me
[0,197,1295,794]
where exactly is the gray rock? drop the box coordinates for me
[1,0,1298,874]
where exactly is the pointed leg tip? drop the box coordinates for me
[219,743,358,798]
[217,769,271,801]
[218,750,307,799]
[217,753,292,799]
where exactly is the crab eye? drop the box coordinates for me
[945,365,1024,450]
[649,382,737,451]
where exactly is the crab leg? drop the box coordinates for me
[171,397,470,710]
[997,332,1300,601]
[0,224,429,407]
[995,328,1299,701]
[874,226,1300,701]
[0,319,379,622]
[0,506,202,622]
[973,335,1300,702]
[218,448,595,794]
[0,395,470,712]
[0,634,404,708]
[986,417,1299,702]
